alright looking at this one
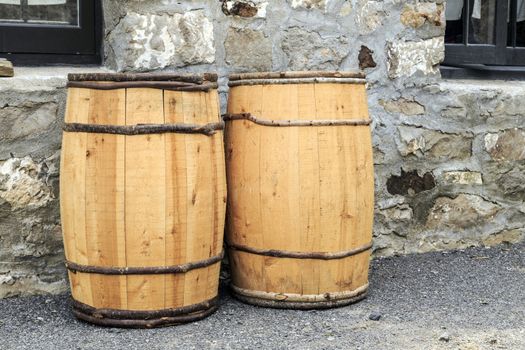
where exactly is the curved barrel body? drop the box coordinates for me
[60,73,226,327]
[225,71,374,309]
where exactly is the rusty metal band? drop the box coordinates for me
[227,242,372,260]
[67,81,218,91]
[68,72,218,83]
[63,121,224,136]
[228,77,366,87]
[65,251,223,275]
[71,297,218,328]
[223,113,371,127]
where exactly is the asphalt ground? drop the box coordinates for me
[1,242,523,350]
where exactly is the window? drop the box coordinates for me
[0,0,101,64]
[444,0,525,67]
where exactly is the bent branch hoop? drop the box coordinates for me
[228,72,366,87]
[68,72,218,83]
[67,81,218,91]
[228,71,365,81]
[227,242,372,260]
[65,251,223,275]
[63,121,224,136]
[223,113,371,127]
[72,297,218,328]
[230,284,369,310]
[228,77,366,87]
[67,72,218,91]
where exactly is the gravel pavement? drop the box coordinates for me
[1,242,523,350]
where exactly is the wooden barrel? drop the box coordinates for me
[60,73,227,327]
[225,71,374,309]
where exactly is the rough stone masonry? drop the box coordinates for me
[1,0,524,297]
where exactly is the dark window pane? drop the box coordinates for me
[517,21,525,46]
[470,0,496,44]
[445,0,497,45]
[508,0,525,46]
[27,0,78,25]
[0,1,22,22]
[0,0,78,25]
[445,0,464,43]
[446,0,465,22]
[444,0,525,66]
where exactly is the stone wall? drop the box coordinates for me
[373,80,525,255]
[0,71,68,297]
[1,0,524,297]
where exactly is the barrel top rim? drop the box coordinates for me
[228,71,366,82]
[68,72,218,82]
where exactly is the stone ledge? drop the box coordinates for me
[439,78,525,91]
[0,66,110,91]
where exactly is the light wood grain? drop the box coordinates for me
[61,88,92,306]
[125,88,166,311]
[206,90,227,301]
[164,90,188,308]
[84,89,127,309]
[297,84,321,295]
[181,91,211,306]
[226,85,266,292]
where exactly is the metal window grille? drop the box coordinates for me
[445,0,525,66]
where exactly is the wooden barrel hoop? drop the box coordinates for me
[67,81,218,91]
[228,71,365,81]
[69,72,218,82]
[68,72,218,91]
[65,251,223,275]
[223,113,371,127]
[63,121,224,136]
[71,297,218,328]
[230,284,368,310]
[227,242,372,260]
[229,71,366,87]
[228,77,366,87]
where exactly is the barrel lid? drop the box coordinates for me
[68,72,218,83]
[228,71,366,87]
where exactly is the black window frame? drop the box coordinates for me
[444,0,525,67]
[0,0,102,65]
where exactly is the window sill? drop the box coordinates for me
[0,66,111,90]
[439,76,525,94]
[441,65,525,80]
